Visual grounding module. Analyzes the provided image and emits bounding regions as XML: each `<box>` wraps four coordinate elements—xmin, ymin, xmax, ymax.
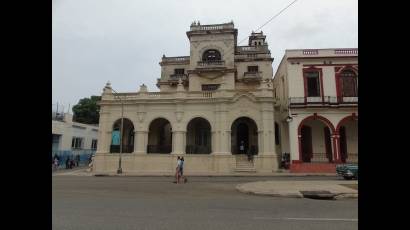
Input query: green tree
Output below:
<box><xmin>72</xmin><ymin>96</ymin><xmax>101</xmax><ymax>124</ymax></box>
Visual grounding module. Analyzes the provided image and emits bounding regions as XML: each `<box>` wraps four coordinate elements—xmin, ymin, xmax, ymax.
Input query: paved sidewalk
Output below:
<box><xmin>236</xmin><ymin>180</ymin><xmax>358</xmax><ymax>199</ymax></box>
<box><xmin>57</xmin><ymin>169</ymin><xmax>337</xmax><ymax>177</ymax></box>
<box><xmin>52</xmin><ymin>166</ymin><xmax>92</xmax><ymax>176</ymax></box>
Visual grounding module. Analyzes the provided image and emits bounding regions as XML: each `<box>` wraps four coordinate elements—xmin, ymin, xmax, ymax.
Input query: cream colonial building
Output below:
<box><xmin>273</xmin><ymin>49</ymin><xmax>358</xmax><ymax>173</ymax></box>
<box><xmin>93</xmin><ymin>22</ymin><xmax>358</xmax><ymax>174</ymax></box>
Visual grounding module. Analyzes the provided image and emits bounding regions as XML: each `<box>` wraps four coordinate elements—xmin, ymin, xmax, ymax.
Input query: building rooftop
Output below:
<box><xmin>285</xmin><ymin>48</ymin><xmax>358</xmax><ymax>58</ymax></box>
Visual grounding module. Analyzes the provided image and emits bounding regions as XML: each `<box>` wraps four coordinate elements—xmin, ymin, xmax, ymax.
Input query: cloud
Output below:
<box><xmin>52</xmin><ymin>0</ymin><xmax>357</xmax><ymax>109</ymax></box>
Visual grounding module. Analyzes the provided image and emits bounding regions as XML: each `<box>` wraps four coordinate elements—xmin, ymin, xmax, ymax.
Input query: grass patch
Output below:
<box><xmin>340</xmin><ymin>184</ymin><xmax>358</xmax><ymax>190</ymax></box>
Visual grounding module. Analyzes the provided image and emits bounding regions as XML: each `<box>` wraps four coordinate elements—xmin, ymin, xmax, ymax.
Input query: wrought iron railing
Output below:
<box><xmin>110</xmin><ymin>145</ymin><xmax>134</xmax><ymax>153</ymax></box>
<box><xmin>310</xmin><ymin>153</ymin><xmax>332</xmax><ymax>163</ymax></box>
<box><xmin>147</xmin><ymin>145</ymin><xmax>172</xmax><ymax>154</ymax></box>
<box><xmin>289</xmin><ymin>96</ymin><xmax>358</xmax><ymax>106</ymax></box>
<box><xmin>185</xmin><ymin>145</ymin><xmax>211</xmax><ymax>154</ymax></box>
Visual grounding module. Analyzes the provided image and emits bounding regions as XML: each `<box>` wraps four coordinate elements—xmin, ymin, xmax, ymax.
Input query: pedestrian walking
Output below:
<box><xmin>174</xmin><ymin>156</ymin><xmax>182</xmax><ymax>184</ymax></box>
<box><xmin>75</xmin><ymin>154</ymin><xmax>80</xmax><ymax>167</ymax></box>
<box><xmin>65</xmin><ymin>157</ymin><xmax>70</xmax><ymax>169</ymax></box>
<box><xmin>53</xmin><ymin>158</ymin><xmax>59</xmax><ymax>170</ymax></box>
<box><xmin>180</xmin><ymin>157</ymin><xmax>187</xmax><ymax>183</ymax></box>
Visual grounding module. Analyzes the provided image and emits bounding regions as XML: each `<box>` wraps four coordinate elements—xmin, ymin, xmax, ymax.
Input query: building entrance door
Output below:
<box><xmin>231</xmin><ymin>117</ymin><xmax>258</xmax><ymax>155</ymax></box>
<box><xmin>237</xmin><ymin>123</ymin><xmax>249</xmax><ymax>154</ymax></box>
<box><xmin>301</xmin><ymin>125</ymin><xmax>312</xmax><ymax>162</ymax></box>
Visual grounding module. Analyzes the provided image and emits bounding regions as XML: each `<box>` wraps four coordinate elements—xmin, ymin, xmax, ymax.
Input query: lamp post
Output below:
<box><xmin>111</xmin><ymin>88</ymin><xmax>124</xmax><ymax>174</ymax></box>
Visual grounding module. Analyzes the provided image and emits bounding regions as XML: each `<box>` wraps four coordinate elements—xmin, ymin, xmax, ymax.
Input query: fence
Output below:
<box><xmin>51</xmin><ymin>149</ymin><xmax>96</xmax><ymax>169</ymax></box>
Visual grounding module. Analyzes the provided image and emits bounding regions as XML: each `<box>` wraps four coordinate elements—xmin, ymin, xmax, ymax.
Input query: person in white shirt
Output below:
<box><xmin>174</xmin><ymin>156</ymin><xmax>182</xmax><ymax>183</ymax></box>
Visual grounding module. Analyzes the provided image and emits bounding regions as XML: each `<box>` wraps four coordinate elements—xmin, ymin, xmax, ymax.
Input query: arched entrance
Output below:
<box><xmin>231</xmin><ymin>117</ymin><xmax>258</xmax><ymax>155</ymax></box>
<box><xmin>298</xmin><ymin>116</ymin><xmax>335</xmax><ymax>163</ymax></box>
<box><xmin>147</xmin><ymin>118</ymin><xmax>172</xmax><ymax>153</ymax></box>
<box><xmin>186</xmin><ymin>117</ymin><xmax>212</xmax><ymax>154</ymax></box>
<box><xmin>337</xmin><ymin>115</ymin><xmax>358</xmax><ymax>163</ymax></box>
<box><xmin>110</xmin><ymin>118</ymin><xmax>135</xmax><ymax>153</ymax></box>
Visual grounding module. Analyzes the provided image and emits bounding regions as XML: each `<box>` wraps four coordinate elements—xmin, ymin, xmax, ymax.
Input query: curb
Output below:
<box><xmin>334</xmin><ymin>193</ymin><xmax>358</xmax><ymax>199</ymax></box>
<box><xmin>89</xmin><ymin>173</ymin><xmax>337</xmax><ymax>177</ymax></box>
<box><xmin>236</xmin><ymin>185</ymin><xmax>303</xmax><ymax>198</ymax></box>
<box><xmin>236</xmin><ymin>185</ymin><xmax>357</xmax><ymax>200</ymax></box>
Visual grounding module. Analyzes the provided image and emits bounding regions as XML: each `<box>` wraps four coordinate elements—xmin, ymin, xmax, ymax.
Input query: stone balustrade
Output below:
<box><xmin>101</xmin><ymin>89</ymin><xmax>274</xmax><ymax>103</ymax></box>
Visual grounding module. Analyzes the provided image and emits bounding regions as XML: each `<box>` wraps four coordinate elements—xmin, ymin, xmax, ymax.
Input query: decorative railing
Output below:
<box><xmin>197</xmin><ymin>60</ymin><xmax>225</xmax><ymax>67</ymax></box>
<box><xmin>236</xmin><ymin>46</ymin><xmax>270</xmax><ymax>53</ymax></box>
<box><xmin>169</xmin><ymin>74</ymin><xmax>188</xmax><ymax>80</ymax></box>
<box><xmin>185</xmin><ymin>91</ymin><xmax>214</xmax><ymax>98</ymax></box>
<box><xmin>190</xmin><ymin>23</ymin><xmax>234</xmax><ymax>31</ymax></box>
<box><xmin>147</xmin><ymin>145</ymin><xmax>172</xmax><ymax>154</ymax></box>
<box><xmin>186</xmin><ymin>145</ymin><xmax>211</xmax><ymax>154</ymax></box>
<box><xmin>102</xmin><ymin>89</ymin><xmax>273</xmax><ymax>102</ymax></box>
<box><xmin>161</xmin><ymin>56</ymin><xmax>190</xmax><ymax>63</ymax></box>
<box><xmin>289</xmin><ymin>97</ymin><xmax>358</xmax><ymax>105</ymax></box>
<box><xmin>341</xmin><ymin>97</ymin><xmax>358</xmax><ymax>103</ymax></box>
<box><xmin>234</xmin><ymin>53</ymin><xmax>271</xmax><ymax>59</ymax></box>
<box><xmin>243</xmin><ymin>72</ymin><xmax>262</xmax><ymax>80</ymax></box>
<box><xmin>202</xmin><ymin>92</ymin><xmax>213</xmax><ymax>98</ymax></box>
<box><xmin>335</xmin><ymin>49</ymin><xmax>358</xmax><ymax>55</ymax></box>
<box><xmin>302</xmin><ymin>49</ymin><xmax>319</xmax><ymax>55</ymax></box>
<box><xmin>110</xmin><ymin>145</ymin><xmax>134</xmax><ymax>153</ymax></box>
<box><xmin>310</xmin><ymin>153</ymin><xmax>332</xmax><ymax>163</ymax></box>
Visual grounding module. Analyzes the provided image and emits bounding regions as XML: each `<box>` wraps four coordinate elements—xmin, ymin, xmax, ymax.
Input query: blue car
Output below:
<box><xmin>336</xmin><ymin>164</ymin><xmax>358</xmax><ymax>180</ymax></box>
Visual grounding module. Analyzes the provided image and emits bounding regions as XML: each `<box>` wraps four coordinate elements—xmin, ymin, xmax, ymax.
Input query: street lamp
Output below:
<box><xmin>111</xmin><ymin>88</ymin><xmax>124</xmax><ymax>174</ymax></box>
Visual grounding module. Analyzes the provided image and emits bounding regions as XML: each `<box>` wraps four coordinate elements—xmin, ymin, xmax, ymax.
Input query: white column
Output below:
<box><xmin>260</xmin><ymin>105</ymin><xmax>276</xmax><ymax>156</ymax></box>
<box><xmin>171</xmin><ymin>131</ymin><xmax>186</xmax><ymax>155</ymax></box>
<box><xmin>219</xmin><ymin>130</ymin><xmax>231</xmax><ymax>154</ymax></box>
<box><xmin>96</xmin><ymin>112</ymin><xmax>111</xmax><ymax>154</ymax></box>
<box><xmin>134</xmin><ymin>130</ymin><xmax>148</xmax><ymax>154</ymax></box>
<box><xmin>288</xmin><ymin>119</ymin><xmax>299</xmax><ymax>162</ymax></box>
<box><xmin>213</xmin><ymin>104</ymin><xmax>230</xmax><ymax>155</ymax></box>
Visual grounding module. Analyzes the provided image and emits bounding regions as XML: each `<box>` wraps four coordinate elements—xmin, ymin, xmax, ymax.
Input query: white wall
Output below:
<box><xmin>52</xmin><ymin>114</ymin><xmax>99</xmax><ymax>151</ymax></box>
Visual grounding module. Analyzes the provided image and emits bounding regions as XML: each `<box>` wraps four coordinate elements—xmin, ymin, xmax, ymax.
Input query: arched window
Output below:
<box><xmin>340</xmin><ymin>69</ymin><xmax>358</xmax><ymax>97</ymax></box>
<box><xmin>202</xmin><ymin>49</ymin><xmax>221</xmax><ymax>62</ymax></box>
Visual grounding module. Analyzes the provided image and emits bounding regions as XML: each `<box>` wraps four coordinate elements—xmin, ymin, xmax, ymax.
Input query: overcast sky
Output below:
<box><xmin>52</xmin><ymin>0</ymin><xmax>357</xmax><ymax>112</ymax></box>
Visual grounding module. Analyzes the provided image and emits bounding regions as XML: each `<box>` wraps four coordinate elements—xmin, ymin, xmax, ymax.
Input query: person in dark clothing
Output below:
<box><xmin>70</xmin><ymin>159</ymin><xmax>74</xmax><ymax>169</ymax></box>
<box><xmin>65</xmin><ymin>157</ymin><xmax>70</xmax><ymax>169</ymax></box>
<box><xmin>75</xmin><ymin>155</ymin><xmax>80</xmax><ymax>167</ymax></box>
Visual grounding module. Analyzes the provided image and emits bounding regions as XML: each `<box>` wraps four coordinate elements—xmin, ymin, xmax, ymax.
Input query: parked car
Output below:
<box><xmin>336</xmin><ymin>164</ymin><xmax>358</xmax><ymax>180</ymax></box>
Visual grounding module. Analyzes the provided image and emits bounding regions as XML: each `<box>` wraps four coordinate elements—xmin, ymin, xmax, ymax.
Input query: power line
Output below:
<box><xmin>237</xmin><ymin>0</ymin><xmax>299</xmax><ymax>46</ymax></box>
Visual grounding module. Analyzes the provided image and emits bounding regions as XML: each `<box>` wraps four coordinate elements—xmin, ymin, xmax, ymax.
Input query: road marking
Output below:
<box><xmin>253</xmin><ymin>217</ymin><xmax>358</xmax><ymax>222</ymax></box>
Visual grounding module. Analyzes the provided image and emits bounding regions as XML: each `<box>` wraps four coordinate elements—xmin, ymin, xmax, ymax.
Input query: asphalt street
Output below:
<box><xmin>52</xmin><ymin>176</ymin><xmax>357</xmax><ymax>230</ymax></box>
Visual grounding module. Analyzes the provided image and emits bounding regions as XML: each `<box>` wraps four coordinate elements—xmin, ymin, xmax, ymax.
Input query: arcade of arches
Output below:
<box><xmin>297</xmin><ymin>115</ymin><xmax>358</xmax><ymax>164</ymax></box>
<box><xmin>108</xmin><ymin>117</ymin><xmax>263</xmax><ymax>156</ymax></box>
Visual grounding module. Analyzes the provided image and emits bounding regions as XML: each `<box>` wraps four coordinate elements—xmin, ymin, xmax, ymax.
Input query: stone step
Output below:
<box><xmin>234</xmin><ymin>168</ymin><xmax>256</xmax><ymax>172</ymax></box>
<box><xmin>236</xmin><ymin>162</ymin><xmax>254</xmax><ymax>165</ymax></box>
<box><xmin>236</xmin><ymin>165</ymin><xmax>255</xmax><ymax>168</ymax></box>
